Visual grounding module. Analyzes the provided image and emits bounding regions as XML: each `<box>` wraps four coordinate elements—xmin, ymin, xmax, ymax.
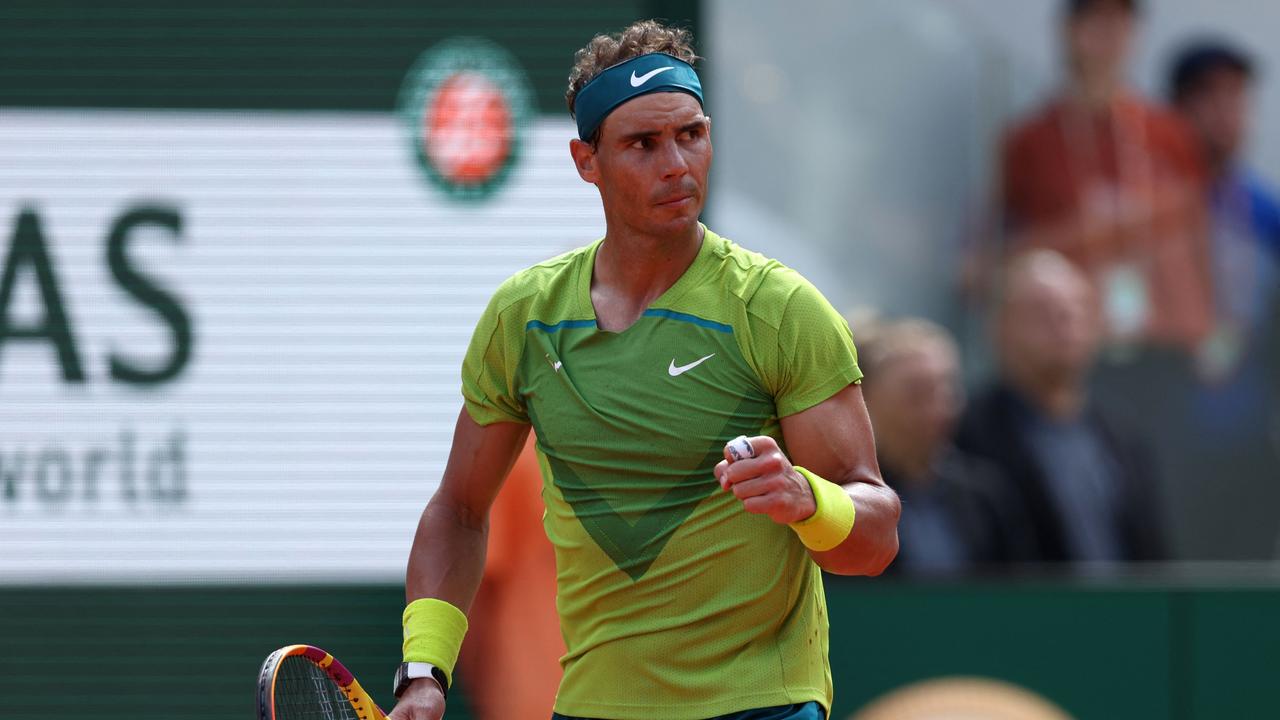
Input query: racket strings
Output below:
<box><xmin>273</xmin><ymin>656</ymin><xmax>364</xmax><ymax>720</ymax></box>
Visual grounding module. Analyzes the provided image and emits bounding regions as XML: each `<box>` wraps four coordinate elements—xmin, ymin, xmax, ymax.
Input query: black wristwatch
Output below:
<box><xmin>392</xmin><ymin>662</ymin><xmax>449</xmax><ymax>700</ymax></box>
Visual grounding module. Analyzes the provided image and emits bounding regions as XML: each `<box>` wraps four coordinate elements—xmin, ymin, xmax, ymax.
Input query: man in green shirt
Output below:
<box><xmin>389</xmin><ymin>20</ymin><xmax>900</xmax><ymax>720</ymax></box>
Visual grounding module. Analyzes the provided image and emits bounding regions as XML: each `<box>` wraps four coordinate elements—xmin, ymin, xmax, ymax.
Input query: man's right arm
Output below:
<box><xmin>389</xmin><ymin>407</ymin><xmax>531</xmax><ymax>719</ymax></box>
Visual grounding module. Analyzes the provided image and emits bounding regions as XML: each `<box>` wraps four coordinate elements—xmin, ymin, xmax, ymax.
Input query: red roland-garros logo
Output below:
<box><xmin>399</xmin><ymin>38</ymin><xmax>533</xmax><ymax>201</ymax></box>
<box><xmin>425</xmin><ymin>73</ymin><xmax>512</xmax><ymax>184</ymax></box>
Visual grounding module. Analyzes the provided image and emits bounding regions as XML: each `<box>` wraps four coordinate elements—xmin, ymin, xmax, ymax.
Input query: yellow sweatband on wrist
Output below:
<box><xmin>402</xmin><ymin>597</ymin><xmax>469</xmax><ymax>688</ymax></box>
<box><xmin>789</xmin><ymin>466</ymin><xmax>856</xmax><ymax>552</ymax></box>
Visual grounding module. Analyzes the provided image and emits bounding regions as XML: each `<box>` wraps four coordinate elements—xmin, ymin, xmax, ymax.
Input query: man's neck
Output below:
<box><xmin>1067</xmin><ymin>71</ymin><xmax>1125</xmax><ymax>112</ymax></box>
<box><xmin>1006</xmin><ymin>369</ymin><xmax>1087</xmax><ymax>421</ymax></box>
<box><xmin>878</xmin><ymin>440</ymin><xmax>936</xmax><ymax>488</ymax></box>
<box><xmin>594</xmin><ymin>221</ymin><xmax>703</xmax><ymax>304</ymax></box>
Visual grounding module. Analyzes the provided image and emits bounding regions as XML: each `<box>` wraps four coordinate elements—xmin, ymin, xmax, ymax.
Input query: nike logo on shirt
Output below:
<box><xmin>630</xmin><ymin>66</ymin><xmax>675</xmax><ymax>87</ymax></box>
<box><xmin>668</xmin><ymin>353</ymin><xmax>715</xmax><ymax>376</ymax></box>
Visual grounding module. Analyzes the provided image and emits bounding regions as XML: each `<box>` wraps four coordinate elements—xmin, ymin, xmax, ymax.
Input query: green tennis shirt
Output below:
<box><xmin>461</xmin><ymin>227</ymin><xmax>862</xmax><ymax>719</ymax></box>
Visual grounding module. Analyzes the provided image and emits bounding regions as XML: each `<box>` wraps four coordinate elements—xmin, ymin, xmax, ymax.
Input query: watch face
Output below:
<box><xmin>393</xmin><ymin>663</ymin><xmax>411</xmax><ymax>698</ymax></box>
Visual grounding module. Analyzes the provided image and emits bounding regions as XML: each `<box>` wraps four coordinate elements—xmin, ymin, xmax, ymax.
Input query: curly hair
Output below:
<box><xmin>565</xmin><ymin>19</ymin><xmax>699</xmax><ymax>123</ymax></box>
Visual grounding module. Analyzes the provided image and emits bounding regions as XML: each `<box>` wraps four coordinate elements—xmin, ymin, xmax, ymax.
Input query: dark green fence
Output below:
<box><xmin>3</xmin><ymin>579</ymin><xmax>1276</xmax><ymax>719</ymax></box>
<box><xmin>824</xmin><ymin>578</ymin><xmax>1279</xmax><ymax>718</ymax></box>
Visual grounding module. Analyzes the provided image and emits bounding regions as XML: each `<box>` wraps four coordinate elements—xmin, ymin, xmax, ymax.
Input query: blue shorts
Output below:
<box><xmin>552</xmin><ymin>700</ymin><xmax>825</xmax><ymax>720</ymax></box>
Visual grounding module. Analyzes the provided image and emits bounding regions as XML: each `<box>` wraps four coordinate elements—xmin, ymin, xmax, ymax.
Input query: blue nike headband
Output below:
<box><xmin>572</xmin><ymin>53</ymin><xmax>704</xmax><ymax>141</ymax></box>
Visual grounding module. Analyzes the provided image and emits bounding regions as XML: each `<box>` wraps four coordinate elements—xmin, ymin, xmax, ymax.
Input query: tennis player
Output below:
<box><xmin>389</xmin><ymin>20</ymin><xmax>900</xmax><ymax>720</ymax></box>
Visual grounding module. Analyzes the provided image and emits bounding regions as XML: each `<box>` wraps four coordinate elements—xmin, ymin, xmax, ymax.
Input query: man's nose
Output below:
<box><xmin>658</xmin><ymin>139</ymin><xmax>689</xmax><ymax>179</ymax></box>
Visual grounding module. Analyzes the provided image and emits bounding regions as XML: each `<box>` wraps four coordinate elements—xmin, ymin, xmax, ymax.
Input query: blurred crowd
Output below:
<box><xmin>885</xmin><ymin>0</ymin><xmax>1278</xmax><ymax>576</ymax></box>
<box><xmin>856</xmin><ymin>249</ymin><xmax>1167</xmax><ymax>574</ymax></box>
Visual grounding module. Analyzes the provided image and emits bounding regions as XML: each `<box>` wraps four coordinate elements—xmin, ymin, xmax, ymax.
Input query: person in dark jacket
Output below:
<box><xmin>956</xmin><ymin>251</ymin><xmax>1166</xmax><ymax>565</ymax></box>
<box><xmin>857</xmin><ymin>315</ymin><xmax>1035</xmax><ymax>576</ymax></box>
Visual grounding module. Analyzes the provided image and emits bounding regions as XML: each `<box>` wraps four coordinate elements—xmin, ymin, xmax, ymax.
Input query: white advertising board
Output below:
<box><xmin>0</xmin><ymin>109</ymin><xmax>603</xmax><ymax>581</ymax></box>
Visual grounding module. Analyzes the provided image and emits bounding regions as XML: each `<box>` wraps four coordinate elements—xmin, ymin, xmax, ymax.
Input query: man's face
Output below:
<box><xmin>1001</xmin><ymin>268</ymin><xmax>1101</xmax><ymax>384</ymax></box>
<box><xmin>572</xmin><ymin>92</ymin><xmax>711</xmax><ymax>237</ymax></box>
<box><xmin>1179</xmin><ymin>67</ymin><xmax>1251</xmax><ymax>167</ymax></box>
<box><xmin>865</xmin><ymin>339</ymin><xmax>962</xmax><ymax>461</ymax></box>
<box><xmin>1066</xmin><ymin>1</ymin><xmax>1135</xmax><ymax>79</ymax></box>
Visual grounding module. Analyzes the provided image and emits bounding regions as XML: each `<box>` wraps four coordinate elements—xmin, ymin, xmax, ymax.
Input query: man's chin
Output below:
<box><xmin>637</xmin><ymin>211</ymin><xmax>700</xmax><ymax>236</ymax></box>
<box><xmin>664</xmin><ymin>215</ymin><xmax>702</xmax><ymax>235</ymax></box>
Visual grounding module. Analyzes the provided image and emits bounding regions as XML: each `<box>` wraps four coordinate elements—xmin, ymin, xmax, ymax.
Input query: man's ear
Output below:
<box><xmin>569</xmin><ymin>138</ymin><xmax>600</xmax><ymax>184</ymax></box>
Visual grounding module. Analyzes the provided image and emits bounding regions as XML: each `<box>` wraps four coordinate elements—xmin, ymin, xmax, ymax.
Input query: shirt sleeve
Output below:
<box><xmin>1250</xmin><ymin>179</ymin><xmax>1280</xmax><ymax>259</ymax></box>
<box><xmin>749</xmin><ymin>269</ymin><xmax>862</xmax><ymax>418</ymax></box>
<box><xmin>461</xmin><ymin>289</ymin><xmax>530</xmax><ymax>426</ymax></box>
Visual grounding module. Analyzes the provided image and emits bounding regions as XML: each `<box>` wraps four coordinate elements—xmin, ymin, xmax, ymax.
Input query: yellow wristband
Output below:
<box><xmin>788</xmin><ymin>466</ymin><xmax>856</xmax><ymax>552</ymax></box>
<box><xmin>402</xmin><ymin>597</ymin><xmax>469</xmax><ymax>688</ymax></box>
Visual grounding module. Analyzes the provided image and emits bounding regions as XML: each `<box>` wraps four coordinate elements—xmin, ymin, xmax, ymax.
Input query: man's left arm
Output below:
<box><xmin>715</xmin><ymin>382</ymin><xmax>900</xmax><ymax>576</ymax></box>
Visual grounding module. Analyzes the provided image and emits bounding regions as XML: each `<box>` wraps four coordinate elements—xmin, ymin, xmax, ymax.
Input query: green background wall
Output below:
<box><xmin>3</xmin><ymin>581</ymin><xmax>1276</xmax><ymax>719</ymax></box>
<box><xmin>0</xmin><ymin>0</ymin><xmax>701</xmax><ymax>113</ymax></box>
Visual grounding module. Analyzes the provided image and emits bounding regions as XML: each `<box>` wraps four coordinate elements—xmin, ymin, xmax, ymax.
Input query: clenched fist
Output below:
<box><xmin>714</xmin><ymin>435</ymin><xmax>816</xmax><ymax>525</ymax></box>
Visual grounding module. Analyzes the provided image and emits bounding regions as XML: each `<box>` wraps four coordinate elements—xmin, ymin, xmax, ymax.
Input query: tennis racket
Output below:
<box><xmin>256</xmin><ymin>644</ymin><xmax>388</xmax><ymax>720</ymax></box>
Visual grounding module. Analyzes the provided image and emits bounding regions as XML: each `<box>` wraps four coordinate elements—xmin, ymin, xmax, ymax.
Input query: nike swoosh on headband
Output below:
<box><xmin>630</xmin><ymin>66</ymin><xmax>676</xmax><ymax>87</ymax></box>
<box><xmin>574</xmin><ymin>54</ymin><xmax>703</xmax><ymax>140</ymax></box>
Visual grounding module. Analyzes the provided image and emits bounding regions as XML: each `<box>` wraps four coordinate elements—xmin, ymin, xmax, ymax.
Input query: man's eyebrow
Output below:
<box><xmin>618</xmin><ymin>119</ymin><xmax>707</xmax><ymax>144</ymax></box>
<box><xmin>618</xmin><ymin>128</ymin><xmax>663</xmax><ymax>144</ymax></box>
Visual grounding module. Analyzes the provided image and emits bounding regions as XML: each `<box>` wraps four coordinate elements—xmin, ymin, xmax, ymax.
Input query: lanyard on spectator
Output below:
<box><xmin>1057</xmin><ymin>95</ymin><xmax>1156</xmax><ymax>339</ymax></box>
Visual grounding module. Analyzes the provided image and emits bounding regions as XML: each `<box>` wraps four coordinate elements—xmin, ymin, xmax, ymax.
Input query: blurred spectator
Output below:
<box><xmin>457</xmin><ymin>436</ymin><xmax>563</xmax><ymax>720</ymax></box>
<box><xmin>1000</xmin><ymin>0</ymin><xmax>1214</xmax><ymax>352</ymax></box>
<box><xmin>956</xmin><ymin>251</ymin><xmax>1166</xmax><ymax>565</ymax></box>
<box><xmin>856</xmin><ymin>313</ymin><xmax>1033</xmax><ymax>576</ymax></box>
<box><xmin>1165</xmin><ymin>40</ymin><xmax>1280</xmax><ymax>558</ymax></box>
<box><xmin>1169</xmin><ymin>39</ymin><xmax>1280</xmax><ymax>381</ymax></box>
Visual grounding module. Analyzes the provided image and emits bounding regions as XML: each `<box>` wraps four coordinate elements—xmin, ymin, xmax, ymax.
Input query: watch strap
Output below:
<box><xmin>393</xmin><ymin>661</ymin><xmax>448</xmax><ymax>700</ymax></box>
